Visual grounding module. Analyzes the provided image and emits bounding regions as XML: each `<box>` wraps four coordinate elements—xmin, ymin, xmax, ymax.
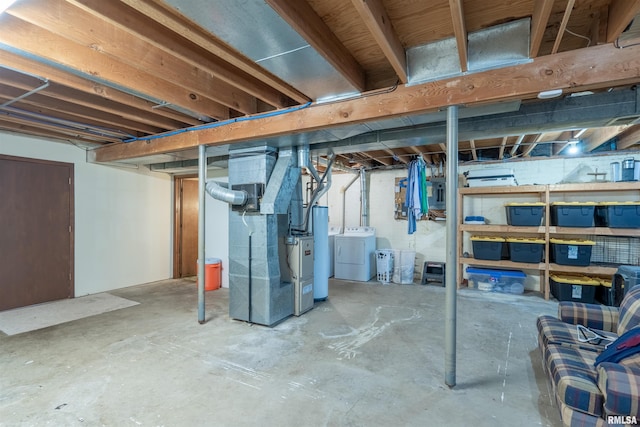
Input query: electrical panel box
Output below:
<box><xmin>231</xmin><ymin>183</ymin><xmax>264</xmax><ymax>212</ymax></box>
<box><xmin>428</xmin><ymin>178</ymin><xmax>446</xmax><ymax>210</ymax></box>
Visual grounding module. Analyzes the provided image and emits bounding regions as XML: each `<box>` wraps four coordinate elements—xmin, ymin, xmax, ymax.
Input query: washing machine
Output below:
<box><xmin>328</xmin><ymin>225</ymin><xmax>342</xmax><ymax>277</ymax></box>
<box><xmin>334</xmin><ymin>227</ymin><xmax>376</xmax><ymax>282</ymax></box>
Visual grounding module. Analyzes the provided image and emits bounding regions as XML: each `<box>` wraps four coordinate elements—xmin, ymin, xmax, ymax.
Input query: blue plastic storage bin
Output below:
<box><xmin>466</xmin><ymin>267</ymin><xmax>526</xmax><ymax>293</ymax></box>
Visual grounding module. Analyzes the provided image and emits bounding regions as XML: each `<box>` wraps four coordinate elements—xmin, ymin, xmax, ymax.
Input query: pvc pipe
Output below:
<box><xmin>197</xmin><ymin>145</ymin><xmax>206</xmax><ymax>324</ymax></box>
<box><xmin>445</xmin><ymin>106</ymin><xmax>458</xmax><ymax>387</ymax></box>
<box><xmin>205</xmin><ymin>180</ymin><xmax>247</xmax><ymax>205</ymax></box>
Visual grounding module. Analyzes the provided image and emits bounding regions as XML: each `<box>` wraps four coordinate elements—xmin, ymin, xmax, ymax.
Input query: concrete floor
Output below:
<box><xmin>0</xmin><ymin>278</ymin><xmax>562</xmax><ymax>427</ymax></box>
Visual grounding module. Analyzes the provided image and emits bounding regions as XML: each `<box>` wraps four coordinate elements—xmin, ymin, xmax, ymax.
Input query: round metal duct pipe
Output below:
<box><xmin>205</xmin><ymin>180</ymin><xmax>247</xmax><ymax>205</ymax></box>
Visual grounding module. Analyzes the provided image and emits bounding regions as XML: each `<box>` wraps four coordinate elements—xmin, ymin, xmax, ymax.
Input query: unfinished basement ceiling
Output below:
<box><xmin>0</xmin><ymin>0</ymin><xmax>639</xmax><ymax>170</ymax></box>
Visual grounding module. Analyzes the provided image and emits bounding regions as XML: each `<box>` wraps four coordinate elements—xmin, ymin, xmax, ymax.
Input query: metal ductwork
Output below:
<box><xmin>226</xmin><ymin>146</ymin><xmax>293</xmax><ymax>326</ymax></box>
<box><xmin>296</xmin><ymin>149</ymin><xmax>334</xmax><ymax>233</ymax></box>
<box><xmin>205</xmin><ymin>144</ymin><xmax>329</xmax><ymax>326</ymax></box>
<box><xmin>341</xmin><ymin>170</ymin><xmax>360</xmax><ymax>231</ymax></box>
<box><xmin>360</xmin><ymin>167</ymin><xmax>368</xmax><ymax>226</ymax></box>
<box><xmin>298</xmin><ymin>144</ymin><xmax>322</xmax><ymax>183</ymax></box>
<box><xmin>205</xmin><ymin>180</ymin><xmax>247</xmax><ymax>206</ymax></box>
<box><xmin>260</xmin><ymin>149</ymin><xmax>300</xmax><ymax>215</ymax></box>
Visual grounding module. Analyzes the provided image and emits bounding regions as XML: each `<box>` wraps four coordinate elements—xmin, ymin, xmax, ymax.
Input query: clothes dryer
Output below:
<box><xmin>328</xmin><ymin>225</ymin><xmax>342</xmax><ymax>277</ymax></box>
<box><xmin>334</xmin><ymin>227</ymin><xmax>376</xmax><ymax>282</ymax></box>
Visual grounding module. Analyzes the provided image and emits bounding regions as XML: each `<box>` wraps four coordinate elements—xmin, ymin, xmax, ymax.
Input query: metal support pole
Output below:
<box><xmin>445</xmin><ymin>105</ymin><xmax>458</xmax><ymax>387</ymax></box>
<box><xmin>197</xmin><ymin>145</ymin><xmax>207</xmax><ymax>324</ymax></box>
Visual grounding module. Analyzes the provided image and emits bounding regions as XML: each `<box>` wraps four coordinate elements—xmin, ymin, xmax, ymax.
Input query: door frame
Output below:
<box><xmin>173</xmin><ymin>174</ymin><xmax>197</xmax><ymax>278</ymax></box>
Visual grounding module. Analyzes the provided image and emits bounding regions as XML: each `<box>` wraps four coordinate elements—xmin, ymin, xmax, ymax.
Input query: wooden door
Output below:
<box><xmin>0</xmin><ymin>155</ymin><xmax>74</xmax><ymax>311</ymax></box>
<box><xmin>174</xmin><ymin>177</ymin><xmax>199</xmax><ymax>277</ymax></box>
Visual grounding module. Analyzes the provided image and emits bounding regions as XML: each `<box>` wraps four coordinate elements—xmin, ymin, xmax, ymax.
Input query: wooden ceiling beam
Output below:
<box><xmin>592</xmin><ymin>9</ymin><xmax>609</xmax><ymax>46</ymax></box>
<box><xmin>93</xmin><ymin>42</ymin><xmax>640</xmax><ymax>162</ymax></box>
<box><xmin>469</xmin><ymin>139</ymin><xmax>478</xmax><ymax>161</ymax></box>
<box><xmin>0</xmin><ymin>121</ymin><xmax>107</xmax><ymax>145</ymax></box>
<box><xmin>448</xmin><ymin>0</ymin><xmax>468</xmax><ymax>72</ymax></box>
<box><xmin>616</xmin><ymin>125</ymin><xmax>640</xmax><ymax>149</ymax></box>
<box><xmin>365</xmin><ymin>150</ymin><xmax>393</xmax><ymax>166</ymax></box>
<box><xmin>409</xmin><ymin>146</ymin><xmax>434</xmax><ymax>165</ymax></box>
<box><xmin>0</xmin><ymin>88</ymin><xmax>154</xmax><ymax>136</ymax></box>
<box><xmin>510</xmin><ymin>135</ymin><xmax>526</xmax><ymax>156</ymax></box>
<box><xmin>0</xmin><ymin>15</ymin><xmax>231</xmax><ymax>121</ymax></box>
<box><xmin>361</xmin><ymin>151</ymin><xmax>391</xmax><ymax>166</ymax></box>
<box><xmin>521</xmin><ymin>134</ymin><xmax>543</xmax><ymax>157</ymax></box>
<box><xmin>384</xmin><ymin>148</ymin><xmax>408</xmax><ymax>164</ymax></box>
<box><xmin>0</xmin><ymin>110</ymin><xmax>123</xmax><ymax>143</ymax></box>
<box><xmin>266</xmin><ymin>0</ymin><xmax>366</xmax><ymax>92</ymax></box>
<box><xmin>7</xmin><ymin>1</ymin><xmax>257</xmax><ymax>115</ymax></box>
<box><xmin>0</xmin><ymin>49</ymin><xmax>201</xmax><ymax>126</ymax></box>
<box><xmin>118</xmin><ymin>0</ymin><xmax>308</xmax><ymax>104</ymax></box>
<box><xmin>65</xmin><ymin>0</ymin><xmax>293</xmax><ymax>110</ymax></box>
<box><xmin>530</xmin><ymin>0</ymin><xmax>555</xmax><ymax>57</ymax></box>
<box><xmin>0</xmin><ymin>72</ymin><xmax>185</xmax><ymax>131</ymax></box>
<box><xmin>523</xmin><ymin>131</ymin><xmax>568</xmax><ymax>157</ymax></box>
<box><xmin>582</xmin><ymin>125</ymin><xmax>630</xmax><ymax>152</ymax></box>
<box><xmin>498</xmin><ymin>136</ymin><xmax>508</xmax><ymax>159</ymax></box>
<box><xmin>409</xmin><ymin>146</ymin><xmax>426</xmax><ymax>163</ymax></box>
<box><xmin>606</xmin><ymin>0</ymin><xmax>640</xmax><ymax>43</ymax></box>
<box><xmin>552</xmin><ymin>0</ymin><xmax>576</xmax><ymax>54</ymax></box>
<box><xmin>351</xmin><ymin>0</ymin><xmax>407</xmax><ymax>83</ymax></box>
<box><xmin>553</xmin><ymin>141</ymin><xmax>572</xmax><ymax>155</ymax></box>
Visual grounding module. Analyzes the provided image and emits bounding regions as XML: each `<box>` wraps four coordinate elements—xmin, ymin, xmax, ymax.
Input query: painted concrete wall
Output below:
<box><xmin>7</xmin><ymin>130</ymin><xmax>635</xmax><ymax>297</ymax></box>
<box><xmin>0</xmin><ymin>133</ymin><xmax>173</xmax><ymax>296</ymax></box>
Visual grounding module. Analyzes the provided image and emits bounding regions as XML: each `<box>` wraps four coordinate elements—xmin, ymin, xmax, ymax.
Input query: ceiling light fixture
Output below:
<box><xmin>567</xmin><ymin>139</ymin><xmax>580</xmax><ymax>155</ymax></box>
<box><xmin>0</xmin><ymin>0</ymin><xmax>17</xmax><ymax>14</ymax></box>
<box><xmin>537</xmin><ymin>89</ymin><xmax>563</xmax><ymax>99</ymax></box>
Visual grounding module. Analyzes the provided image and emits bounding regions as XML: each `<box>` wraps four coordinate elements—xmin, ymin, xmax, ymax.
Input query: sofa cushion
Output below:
<box><xmin>537</xmin><ymin>315</ymin><xmax>615</xmax><ymax>353</ymax></box>
<box><xmin>546</xmin><ymin>343</ymin><xmax>604</xmax><ymax>417</ymax></box>
<box><xmin>618</xmin><ymin>287</ymin><xmax>640</xmax><ymax>336</ymax></box>
<box><xmin>557</xmin><ymin>397</ymin><xmax>608</xmax><ymax>427</ymax></box>
<box><xmin>597</xmin><ymin>361</ymin><xmax>640</xmax><ymax>418</ymax></box>
<box><xmin>558</xmin><ymin>302</ymin><xmax>618</xmax><ymax>332</ymax></box>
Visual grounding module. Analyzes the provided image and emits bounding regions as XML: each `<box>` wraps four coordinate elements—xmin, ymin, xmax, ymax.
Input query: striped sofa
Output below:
<box><xmin>537</xmin><ymin>286</ymin><xmax>640</xmax><ymax>426</ymax></box>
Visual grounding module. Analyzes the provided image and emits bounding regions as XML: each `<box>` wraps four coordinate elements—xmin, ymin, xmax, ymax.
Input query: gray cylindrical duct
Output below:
<box><xmin>205</xmin><ymin>180</ymin><xmax>247</xmax><ymax>205</ymax></box>
<box><xmin>298</xmin><ymin>145</ymin><xmax>310</xmax><ymax>169</ymax></box>
<box><xmin>298</xmin><ymin>145</ymin><xmax>322</xmax><ymax>184</ymax></box>
<box><xmin>360</xmin><ymin>168</ymin><xmax>368</xmax><ymax>226</ymax></box>
<box><xmin>341</xmin><ymin>172</ymin><xmax>360</xmax><ymax>231</ymax></box>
